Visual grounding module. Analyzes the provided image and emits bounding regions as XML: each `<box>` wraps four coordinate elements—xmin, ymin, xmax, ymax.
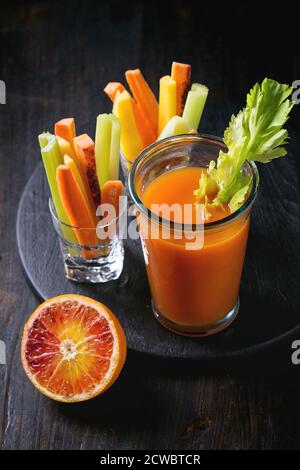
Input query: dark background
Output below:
<box><xmin>1</xmin><ymin>0</ymin><xmax>300</xmax><ymax>450</ymax></box>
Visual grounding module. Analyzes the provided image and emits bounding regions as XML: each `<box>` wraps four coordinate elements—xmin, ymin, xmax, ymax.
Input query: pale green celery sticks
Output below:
<box><xmin>182</xmin><ymin>83</ymin><xmax>209</xmax><ymax>131</ymax></box>
<box><xmin>39</xmin><ymin>132</ymin><xmax>77</xmax><ymax>243</ymax></box>
<box><xmin>95</xmin><ymin>114</ymin><xmax>121</xmax><ymax>188</ymax></box>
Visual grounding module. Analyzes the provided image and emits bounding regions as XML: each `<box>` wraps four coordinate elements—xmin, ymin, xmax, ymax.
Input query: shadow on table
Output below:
<box><xmin>58</xmin><ymin>354</ymin><xmax>167</xmax><ymax>431</ymax></box>
<box><xmin>57</xmin><ymin>328</ymin><xmax>299</xmax><ymax>434</ymax></box>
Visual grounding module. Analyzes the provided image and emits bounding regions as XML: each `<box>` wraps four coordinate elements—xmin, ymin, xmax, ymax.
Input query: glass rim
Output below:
<box><xmin>48</xmin><ymin>197</ymin><xmax>126</xmax><ymax>230</ymax></box>
<box><xmin>128</xmin><ymin>133</ymin><xmax>260</xmax><ymax>231</ymax></box>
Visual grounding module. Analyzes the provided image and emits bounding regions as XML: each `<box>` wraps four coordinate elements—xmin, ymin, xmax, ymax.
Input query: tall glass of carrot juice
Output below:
<box><xmin>128</xmin><ymin>134</ymin><xmax>259</xmax><ymax>336</ymax></box>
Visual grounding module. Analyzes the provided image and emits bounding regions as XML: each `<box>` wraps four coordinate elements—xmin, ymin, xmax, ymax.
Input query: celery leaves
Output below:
<box><xmin>195</xmin><ymin>78</ymin><xmax>294</xmax><ymax>211</ymax></box>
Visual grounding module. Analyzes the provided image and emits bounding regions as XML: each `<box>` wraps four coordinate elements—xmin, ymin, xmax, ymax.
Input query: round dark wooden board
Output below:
<box><xmin>16</xmin><ymin>161</ymin><xmax>300</xmax><ymax>360</ymax></box>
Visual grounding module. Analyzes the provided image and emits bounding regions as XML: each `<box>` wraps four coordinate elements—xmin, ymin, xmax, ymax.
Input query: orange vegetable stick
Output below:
<box><xmin>56</xmin><ymin>165</ymin><xmax>97</xmax><ymax>247</ymax></box>
<box><xmin>125</xmin><ymin>69</ymin><xmax>158</xmax><ymax>137</ymax></box>
<box><xmin>55</xmin><ymin>118</ymin><xmax>76</xmax><ymax>146</ymax></box>
<box><xmin>63</xmin><ymin>155</ymin><xmax>97</xmax><ymax>225</ymax></box>
<box><xmin>131</xmin><ymin>101</ymin><xmax>157</xmax><ymax>148</ymax></box>
<box><xmin>73</xmin><ymin>134</ymin><xmax>101</xmax><ymax>208</ymax></box>
<box><xmin>112</xmin><ymin>90</ymin><xmax>121</xmax><ymax>115</ymax></box>
<box><xmin>112</xmin><ymin>88</ymin><xmax>155</xmax><ymax>148</ymax></box>
<box><xmin>56</xmin><ymin>135</ymin><xmax>76</xmax><ymax>159</ymax></box>
<box><xmin>171</xmin><ymin>62</ymin><xmax>192</xmax><ymax>115</ymax></box>
<box><xmin>101</xmin><ymin>180</ymin><xmax>124</xmax><ymax>216</ymax></box>
<box><xmin>104</xmin><ymin>82</ymin><xmax>126</xmax><ymax>102</ymax></box>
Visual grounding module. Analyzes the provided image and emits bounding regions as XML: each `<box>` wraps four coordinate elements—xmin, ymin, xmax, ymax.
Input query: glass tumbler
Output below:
<box><xmin>49</xmin><ymin>198</ymin><xmax>125</xmax><ymax>283</ymax></box>
<box><xmin>128</xmin><ymin>134</ymin><xmax>259</xmax><ymax>336</ymax></box>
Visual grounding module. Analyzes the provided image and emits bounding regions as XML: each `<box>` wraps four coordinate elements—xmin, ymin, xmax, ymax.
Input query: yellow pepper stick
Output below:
<box><xmin>56</xmin><ymin>135</ymin><xmax>76</xmax><ymax>159</ymax></box>
<box><xmin>158</xmin><ymin>75</ymin><xmax>177</xmax><ymax>135</ymax></box>
<box><xmin>114</xmin><ymin>91</ymin><xmax>143</xmax><ymax>163</ymax></box>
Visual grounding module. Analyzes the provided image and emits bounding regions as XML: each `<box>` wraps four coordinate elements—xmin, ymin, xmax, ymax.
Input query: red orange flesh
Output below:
<box><xmin>21</xmin><ymin>295</ymin><xmax>127</xmax><ymax>402</ymax></box>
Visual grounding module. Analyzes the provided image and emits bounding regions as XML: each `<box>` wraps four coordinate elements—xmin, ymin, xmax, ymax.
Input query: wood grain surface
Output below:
<box><xmin>1</xmin><ymin>0</ymin><xmax>300</xmax><ymax>450</ymax></box>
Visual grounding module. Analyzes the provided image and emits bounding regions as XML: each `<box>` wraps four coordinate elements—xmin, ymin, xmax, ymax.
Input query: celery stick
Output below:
<box><xmin>182</xmin><ymin>83</ymin><xmax>208</xmax><ymax>130</ymax></box>
<box><xmin>158</xmin><ymin>116</ymin><xmax>192</xmax><ymax>140</ymax></box>
<box><xmin>95</xmin><ymin>114</ymin><xmax>112</xmax><ymax>189</ymax></box>
<box><xmin>109</xmin><ymin>115</ymin><xmax>121</xmax><ymax>180</ymax></box>
<box><xmin>38</xmin><ymin>132</ymin><xmax>76</xmax><ymax>243</ymax></box>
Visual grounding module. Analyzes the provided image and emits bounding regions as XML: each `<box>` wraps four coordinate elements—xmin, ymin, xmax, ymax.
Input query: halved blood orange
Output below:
<box><xmin>21</xmin><ymin>294</ymin><xmax>127</xmax><ymax>402</ymax></box>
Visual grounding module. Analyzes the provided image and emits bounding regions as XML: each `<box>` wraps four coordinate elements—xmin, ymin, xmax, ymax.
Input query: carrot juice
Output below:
<box><xmin>141</xmin><ymin>166</ymin><xmax>249</xmax><ymax>325</ymax></box>
<box><xmin>129</xmin><ymin>134</ymin><xmax>258</xmax><ymax>336</ymax></box>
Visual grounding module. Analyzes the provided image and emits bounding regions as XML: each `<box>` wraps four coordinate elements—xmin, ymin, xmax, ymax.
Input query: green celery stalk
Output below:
<box><xmin>95</xmin><ymin>114</ymin><xmax>112</xmax><ymax>189</ymax></box>
<box><xmin>39</xmin><ymin>132</ymin><xmax>76</xmax><ymax>243</ymax></box>
<box><xmin>182</xmin><ymin>83</ymin><xmax>209</xmax><ymax>130</ymax></box>
<box><xmin>158</xmin><ymin>116</ymin><xmax>192</xmax><ymax>140</ymax></box>
<box><xmin>109</xmin><ymin>115</ymin><xmax>121</xmax><ymax>181</ymax></box>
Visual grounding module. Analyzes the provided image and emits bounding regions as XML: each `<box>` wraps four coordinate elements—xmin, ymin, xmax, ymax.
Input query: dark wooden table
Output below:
<box><xmin>1</xmin><ymin>0</ymin><xmax>300</xmax><ymax>450</ymax></box>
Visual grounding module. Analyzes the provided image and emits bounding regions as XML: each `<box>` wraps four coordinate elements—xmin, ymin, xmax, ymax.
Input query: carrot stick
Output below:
<box><xmin>171</xmin><ymin>62</ymin><xmax>192</xmax><ymax>115</ymax></box>
<box><xmin>101</xmin><ymin>180</ymin><xmax>124</xmax><ymax>215</ymax></box>
<box><xmin>56</xmin><ymin>135</ymin><xmax>76</xmax><ymax>159</ymax></box>
<box><xmin>132</xmin><ymin>100</ymin><xmax>157</xmax><ymax>148</ymax></box>
<box><xmin>63</xmin><ymin>155</ymin><xmax>97</xmax><ymax>226</ymax></box>
<box><xmin>125</xmin><ymin>69</ymin><xmax>158</xmax><ymax>137</ymax></box>
<box><xmin>56</xmin><ymin>165</ymin><xmax>97</xmax><ymax>247</ymax></box>
<box><xmin>112</xmin><ymin>90</ymin><xmax>121</xmax><ymax>115</ymax></box>
<box><xmin>104</xmin><ymin>82</ymin><xmax>126</xmax><ymax>102</ymax></box>
<box><xmin>70</xmin><ymin>135</ymin><xmax>98</xmax><ymax>213</ymax></box>
<box><xmin>73</xmin><ymin>134</ymin><xmax>101</xmax><ymax>208</ymax></box>
<box><xmin>55</xmin><ymin>118</ymin><xmax>76</xmax><ymax>146</ymax></box>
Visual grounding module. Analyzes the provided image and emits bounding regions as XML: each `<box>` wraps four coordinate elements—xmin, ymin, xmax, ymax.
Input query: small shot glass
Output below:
<box><xmin>49</xmin><ymin>198</ymin><xmax>125</xmax><ymax>283</ymax></box>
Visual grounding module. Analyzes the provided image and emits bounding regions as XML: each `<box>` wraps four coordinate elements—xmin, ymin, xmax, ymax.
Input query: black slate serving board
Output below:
<box><xmin>16</xmin><ymin>153</ymin><xmax>300</xmax><ymax>360</ymax></box>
